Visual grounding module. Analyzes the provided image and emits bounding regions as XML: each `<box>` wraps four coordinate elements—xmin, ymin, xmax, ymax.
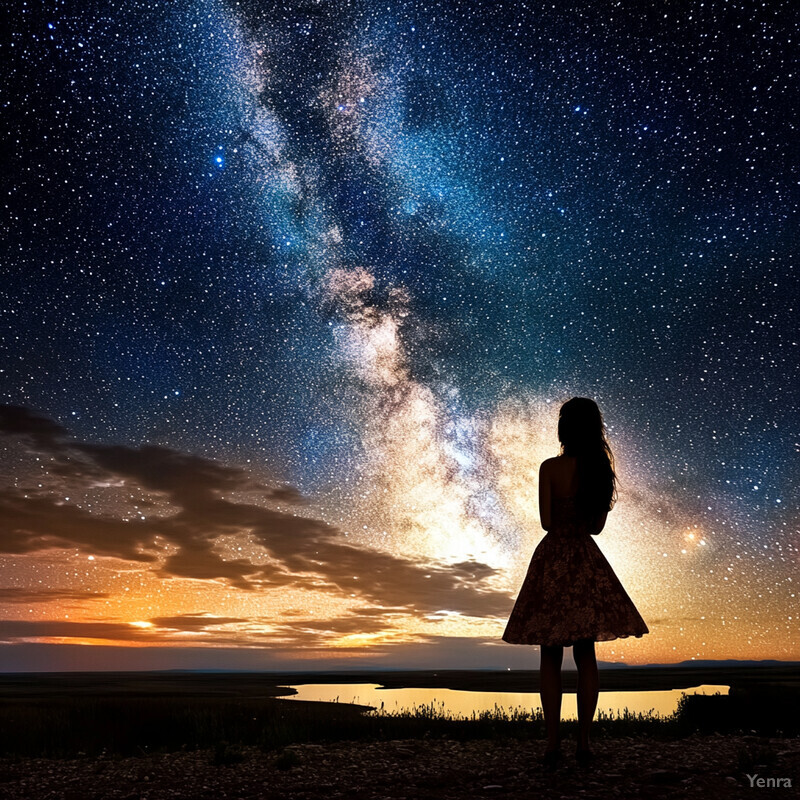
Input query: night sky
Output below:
<box><xmin>1</xmin><ymin>0</ymin><xmax>797</xmax><ymax>671</ymax></box>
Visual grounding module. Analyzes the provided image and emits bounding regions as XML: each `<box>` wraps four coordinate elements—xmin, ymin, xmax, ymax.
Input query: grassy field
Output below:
<box><xmin>0</xmin><ymin>668</ymin><xmax>797</xmax><ymax>758</ymax></box>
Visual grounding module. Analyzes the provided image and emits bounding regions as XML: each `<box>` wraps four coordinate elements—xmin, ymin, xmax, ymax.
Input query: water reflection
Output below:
<box><xmin>284</xmin><ymin>683</ymin><xmax>729</xmax><ymax>719</ymax></box>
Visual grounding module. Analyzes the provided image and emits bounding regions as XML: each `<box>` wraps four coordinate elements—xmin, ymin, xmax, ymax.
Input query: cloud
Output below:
<box><xmin>0</xmin><ymin>489</ymin><xmax>162</xmax><ymax>562</ymax></box>
<box><xmin>0</xmin><ymin>613</ymin><xmax>415</xmax><ymax>650</ymax></box>
<box><xmin>0</xmin><ymin>589</ymin><xmax>110</xmax><ymax>604</ymax></box>
<box><xmin>0</xmin><ymin>404</ymin><xmax>513</xmax><ymax>618</ymax></box>
<box><xmin>0</xmin><ymin>405</ymin><xmax>70</xmax><ymax>449</ymax></box>
<box><xmin>0</xmin><ymin>615</ymin><xmax>275</xmax><ymax>647</ymax></box>
<box><xmin>0</xmin><ymin>619</ymin><xmax>168</xmax><ymax>643</ymax></box>
<box><xmin>344</xmin><ymin>605</ymin><xmax>410</xmax><ymax>616</ymax></box>
<box><xmin>148</xmin><ymin>613</ymin><xmax>251</xmax><ymax>630</ymax></box>
<box><xmin>270</xmin><ymin>614</ymin><xmax>399</xmax><ymax>636</ymax></box>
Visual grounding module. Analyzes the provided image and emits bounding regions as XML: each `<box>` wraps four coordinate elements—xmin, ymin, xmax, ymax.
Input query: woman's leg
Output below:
<box><xmin>539</xmin><ymin>644</ymin><xmax>564</xmax><ymax>751</ymax></box>
<box><xmin>573</xmin><ymin>638</ymin><xmax>598</xmax><ymax>750</ymax></box>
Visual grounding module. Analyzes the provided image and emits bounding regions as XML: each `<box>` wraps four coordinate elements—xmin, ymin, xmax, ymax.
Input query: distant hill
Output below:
<box><xmin>599</xmin><ymin>658</ymin><xmax>800</xmax><ymax>669</ymax></box>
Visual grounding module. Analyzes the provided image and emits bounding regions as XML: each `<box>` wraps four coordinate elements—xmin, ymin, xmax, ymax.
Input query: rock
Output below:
<box><xmin>644</xmin><ymin>769</ymin><xmax>682</xmax><ymax>784</ymax></box>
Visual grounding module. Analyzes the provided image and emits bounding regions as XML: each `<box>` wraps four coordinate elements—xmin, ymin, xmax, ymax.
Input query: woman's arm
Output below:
<box><xmin>538</xmin><ymin>460</ymin><xmax>552</xmax><ymax>531</ymax></box>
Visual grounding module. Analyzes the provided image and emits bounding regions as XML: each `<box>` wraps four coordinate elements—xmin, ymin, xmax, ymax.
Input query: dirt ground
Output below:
<box><xmin>0</xmin><ymin>732</ymin><xmax>798</xmax><ymax>800</ymax></box>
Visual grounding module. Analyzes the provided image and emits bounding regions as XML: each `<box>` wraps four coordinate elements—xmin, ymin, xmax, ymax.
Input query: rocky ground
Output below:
<box><xmin>0</xmin><ymin>733</ymin><xmax>797</xmax><ymax>800</ymax></box>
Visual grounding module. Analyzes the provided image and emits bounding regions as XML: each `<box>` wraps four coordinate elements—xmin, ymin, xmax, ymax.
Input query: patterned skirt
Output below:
<box><xmin>502</xmin><ymin>529</ymin><xmax>649</xmax><ymax>647</ymax></box>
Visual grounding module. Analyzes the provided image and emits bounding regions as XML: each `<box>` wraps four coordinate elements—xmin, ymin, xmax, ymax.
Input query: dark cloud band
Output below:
<box><xmin>0</xmin><ymin>404</ymin><xmax>512</xmax><ymax>619</ymax></box>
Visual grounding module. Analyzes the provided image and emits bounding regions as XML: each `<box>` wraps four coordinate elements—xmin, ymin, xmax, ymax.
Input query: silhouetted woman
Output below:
<box><xmin>502</xmin><ymin>397</ymin><xmax>648</xmax><ymax>770</ymax></box>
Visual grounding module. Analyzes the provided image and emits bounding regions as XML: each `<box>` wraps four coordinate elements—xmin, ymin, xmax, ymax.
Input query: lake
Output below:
<box><xmin>283</xmin><ymin>682</ymin><xmax>730</xmax><ymax>719</ymax></box>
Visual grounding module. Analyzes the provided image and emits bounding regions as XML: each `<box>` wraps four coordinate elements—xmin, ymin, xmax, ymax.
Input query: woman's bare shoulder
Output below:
<box><xmin>541</xmin><ymin>454</ymin><xmax>572</xmax><ymax>467</ymax></box>
<box><xmin>539</xmin><ymin>456</ymin><xmax>566</xmax><ymax>474</ymax></box>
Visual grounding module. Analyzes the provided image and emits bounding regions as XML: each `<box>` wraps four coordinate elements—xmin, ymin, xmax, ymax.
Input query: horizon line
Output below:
<box><xmin>1</xmin><ymin>657</ymin><xmax>798</xmax><ymax>675</ymax></box>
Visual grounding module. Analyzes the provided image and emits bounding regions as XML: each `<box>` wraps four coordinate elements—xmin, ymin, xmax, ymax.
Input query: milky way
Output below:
<box><xmin>0</xmin><ymin>0</ymin><xmax>797</xmax><ymax>669</ymax></box>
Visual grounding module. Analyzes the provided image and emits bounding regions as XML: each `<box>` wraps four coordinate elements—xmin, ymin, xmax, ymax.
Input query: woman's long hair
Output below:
<box><xmin>558</xmin><ymin>397</ymin><xmax>617</xmax><ymax>514</ymax></box>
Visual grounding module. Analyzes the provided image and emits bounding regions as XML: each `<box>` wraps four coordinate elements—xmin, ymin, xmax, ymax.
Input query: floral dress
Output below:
<box><xmin>502</xmin><ymin>497</ymin><xmax>649</xmax><ymax>647</ymax></box>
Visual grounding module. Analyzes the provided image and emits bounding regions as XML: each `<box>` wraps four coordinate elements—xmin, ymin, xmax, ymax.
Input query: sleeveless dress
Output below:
<box><xmin>502</xmin><ymin>497</ymin><xmax>649</xmax><ymax>647</ymax></box>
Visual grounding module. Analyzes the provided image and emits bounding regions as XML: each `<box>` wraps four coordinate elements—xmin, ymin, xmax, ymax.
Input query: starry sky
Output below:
<box><xmin>1</xmin><ymin>0</ymin><xmax>797</xmax><ymax>672</ymax></box>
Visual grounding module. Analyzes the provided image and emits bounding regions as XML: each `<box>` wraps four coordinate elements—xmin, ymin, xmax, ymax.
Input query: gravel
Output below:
<box><xmin>0</xmin><ymin>733</ymin><xmax>797</xmax><ymax>799</ymax></box>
